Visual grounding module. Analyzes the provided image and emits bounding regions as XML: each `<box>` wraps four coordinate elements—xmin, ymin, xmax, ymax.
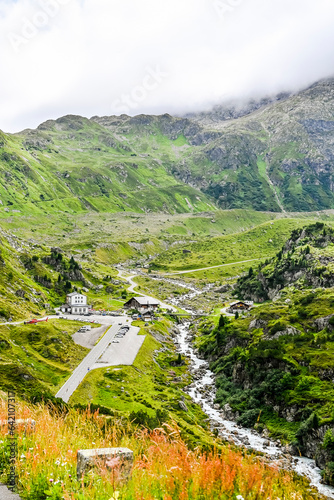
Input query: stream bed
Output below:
<box><xmin>124</xmin><ymin>269</ymin><xmax>334</xmax><ymax>497</ymax></box>
<box><xmin>175</xmin><ymin>321</ymin><xmax>334</xmax><ymax>499</ymax></box>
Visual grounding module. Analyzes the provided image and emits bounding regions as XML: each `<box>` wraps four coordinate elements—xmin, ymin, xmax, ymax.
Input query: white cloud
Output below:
<box><xmin>1</xmin><ymin>0</ymin><xmax>334</xmax><ymax>132</ymax></box>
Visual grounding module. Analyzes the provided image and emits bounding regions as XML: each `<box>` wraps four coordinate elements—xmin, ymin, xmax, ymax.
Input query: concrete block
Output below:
<box><xmin>77</xmin><ymin>447</ymin><xmax>133</xmax><ymax>480</ymax></box>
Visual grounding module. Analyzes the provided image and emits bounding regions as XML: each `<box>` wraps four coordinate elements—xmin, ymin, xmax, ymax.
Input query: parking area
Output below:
<box><xmin>56</xmin><ymin>314</ymin><xmax>144</xmax><ymax>403</ymax></box>
<box><xmin>92</xmin><ymin>324</ymin><xmax>144</xmax><ymax>369</ymax></box>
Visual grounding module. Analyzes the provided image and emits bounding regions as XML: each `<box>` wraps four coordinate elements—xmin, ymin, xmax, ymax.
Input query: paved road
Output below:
<box><xmin>160</xmin><ymin>258</ymin><xmax>262</xmax><ymax>276</ymax></box>
<box><xmin>0</xmin><ymin>484</ymin><xmax>22</xmax><ymax>499</ymax></box>
<box><xmin>0</xmin><ymin>315</ymin><xmax>57</xmax><ymax>327</ymax></box>
<box><xmin>220</xmin><ymin>306</ymin><xmax>236</xmax><ymax>318</ymax></box>
<box><xmin>56</xmin><ymin>315</ymin><xmax>133</xmax><ymax>403</ymax></box>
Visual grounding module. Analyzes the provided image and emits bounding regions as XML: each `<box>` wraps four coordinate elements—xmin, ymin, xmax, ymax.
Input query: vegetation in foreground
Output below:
<box><xmin>0</xmin><ymin>399</ymin><xmax>323</xmax><ymax>500</ymax></box>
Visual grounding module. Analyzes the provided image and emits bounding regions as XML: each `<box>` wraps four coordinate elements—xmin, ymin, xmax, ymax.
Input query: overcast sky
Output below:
<box><xmin>1</xmin><ymin>0</ymin><xmax>334</xmax><ymax>133</ymax></box>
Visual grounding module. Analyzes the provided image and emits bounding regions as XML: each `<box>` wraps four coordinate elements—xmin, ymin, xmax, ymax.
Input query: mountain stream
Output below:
<box><xmin>123</xmin><ymin>270</ymin><xmax>334</xmax><ymax>498</ymax></box>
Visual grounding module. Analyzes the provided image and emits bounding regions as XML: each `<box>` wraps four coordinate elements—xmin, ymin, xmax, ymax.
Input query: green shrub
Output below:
<box><xmin>237</xmin><ymin>409</ymin><xmax>261</xmax><ymax>427</ymax></box>
<box><xmin>322</xmin><ymin>462</ymin><xmax>334</xmax><ymax>486</ymax></box>
<box><xmin>269</xmin><ymin>321</ymin><xmax>287</xmax><ymax>335</ymax></box>
<box><xmin>323</xmin><ymin>429</ymin><xmax>334</xmax><ymax>451</ymax></box>
<box><xmin>296</xmin><ymin>412</ymin><xmax>319</xmax><ymax>442</ymax></box>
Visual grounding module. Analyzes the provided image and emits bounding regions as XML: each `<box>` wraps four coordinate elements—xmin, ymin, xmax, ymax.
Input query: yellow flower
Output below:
<box><xmin>109</xmin><ymin>492</ymin><xmax>120</xmax><ymax>500</ymax></box>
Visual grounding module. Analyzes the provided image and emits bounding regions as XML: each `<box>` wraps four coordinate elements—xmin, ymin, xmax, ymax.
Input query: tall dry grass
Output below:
<box><xmin>0</xmin><ymin>399</ymin><xmax>312</xmax><ymax>499</ymax></box>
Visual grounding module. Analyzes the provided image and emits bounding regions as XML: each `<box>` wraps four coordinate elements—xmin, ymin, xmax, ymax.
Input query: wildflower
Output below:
<box><xmin>109</xmin><ymin>492</ymin><xmax>120</xmax><ymax>500</ymax></box>
<box><xmin>49</xmin><ymin>479</ymin><xmax>53</xmax><ymax>483</ymax></box>
<box><xmin>20</xmin><ymin>454</ymin><xmax>26</xmax><ymax>459</ymax></box>
<box><xmin>236</xmin><ymin>496</ymin><xmax>245</xmax><ymax>500</ymax></box>
<box><xmin>55</xmin><ymin>459</ymin><xmax>61</xmax><ymax>465</ymax></box>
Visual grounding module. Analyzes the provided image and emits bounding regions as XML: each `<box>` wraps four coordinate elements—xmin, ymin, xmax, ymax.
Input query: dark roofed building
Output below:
<box><xmin>227</xmin><ymin>301</ymin><xmax>253</xmax><ymax>314</ymax></box>
<box><xmin>124</xmin><ymin>296</ymin><xmax>160</xmax><ymax>313</ymax></box>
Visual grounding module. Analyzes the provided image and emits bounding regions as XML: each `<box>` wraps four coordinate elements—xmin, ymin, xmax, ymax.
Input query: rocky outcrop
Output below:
<box><xmin>314</xmin><ymin>315</ymin><xmax>334</xmax><ymax>332</ymax></box>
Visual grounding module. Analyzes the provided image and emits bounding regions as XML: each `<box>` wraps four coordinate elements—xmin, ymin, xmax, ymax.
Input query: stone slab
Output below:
<box><xmin>77</xmin><ymin>447</ymin><xmax>133</xmax><ymax>479</ymax></box>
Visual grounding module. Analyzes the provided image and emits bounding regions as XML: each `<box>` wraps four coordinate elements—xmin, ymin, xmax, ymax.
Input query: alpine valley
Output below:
<box><xmin>2</xmin><ymin>78</ymin><xmax>334</xmax><ymax>500</ymax></box>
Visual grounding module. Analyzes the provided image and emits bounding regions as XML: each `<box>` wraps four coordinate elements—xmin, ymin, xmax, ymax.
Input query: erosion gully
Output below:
<box><xmin>138</xmin><ymin>272</ymin><xmax>334</xmax><ymax>499</ymax></box>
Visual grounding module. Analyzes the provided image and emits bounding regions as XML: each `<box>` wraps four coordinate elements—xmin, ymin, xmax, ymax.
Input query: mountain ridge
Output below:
<box><xmin>1</xmin><ymin>78</ymin><xmax>334</xmax><ymax>215</ymax></box>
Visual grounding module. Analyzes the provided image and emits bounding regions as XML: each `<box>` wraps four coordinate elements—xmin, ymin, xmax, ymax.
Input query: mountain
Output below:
<box><xmin>1</xmin><ymin>78</ymin><xmax>334</xmax><ymax>217</ymax></box>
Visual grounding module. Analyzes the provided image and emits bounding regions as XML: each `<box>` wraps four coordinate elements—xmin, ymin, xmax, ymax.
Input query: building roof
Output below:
<box><xmin>230</xmin><ymin>301</ymin><xmax>253</xmax><ymax>307</ymax></box>
<box><xmin>67</xmin><ymin>292</ymin><xmax>86</xmax><ymax>297</ymax></box>
<box><xmin>130</xmin><ymin>297</ymin><xmax>160</xmax><ymax>306</ymax></box>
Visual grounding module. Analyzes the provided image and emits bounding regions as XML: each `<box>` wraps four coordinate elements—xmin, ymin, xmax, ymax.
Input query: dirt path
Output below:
<box><xmin>160</xmin><ymin>258</ymin><xmax>262</xmax><ymax>276</ymax></box>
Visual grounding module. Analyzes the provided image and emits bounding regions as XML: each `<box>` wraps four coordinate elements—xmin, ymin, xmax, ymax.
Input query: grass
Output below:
<box><xmin>0</xmin><ymin>319</ymin><xmax>90</xmax><ymax>396</ymax></box>
<box><xmin>131</xmin><ymin>276</ymin><xmax>192</xmax><ymax>300</ymax></box>
<box><xmin>152</xmin><ymin>218</ymin><xmax>324</xmax><ymax>272</ymax></box>
<box><xmin>0</xmin><ymin>119</ymin><xmax>215</xmax><ymax>218</ymax></box>
<box><xmin>0</xmin><ymin>398</ymin><xmax>323</xmax><ymax>500</ymax></box>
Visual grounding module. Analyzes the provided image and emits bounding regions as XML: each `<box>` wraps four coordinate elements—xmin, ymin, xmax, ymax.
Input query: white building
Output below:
<box><xmin>60</xmin><ymin>292</ymin><xmax>89</xmax><ymax>315</ymax></box>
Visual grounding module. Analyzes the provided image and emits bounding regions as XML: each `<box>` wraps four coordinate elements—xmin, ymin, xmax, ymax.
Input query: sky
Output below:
<box><xmin>1</xmin><ymin>0</ymin><xmax>334</xmax><ymax>133</ymax></box>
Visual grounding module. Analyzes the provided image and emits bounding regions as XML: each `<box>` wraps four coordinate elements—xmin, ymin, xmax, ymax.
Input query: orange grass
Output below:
<box><xmin>0</xmin><ymin>399</ymin><xmax>315</xmax><ymax>499</ymax></box>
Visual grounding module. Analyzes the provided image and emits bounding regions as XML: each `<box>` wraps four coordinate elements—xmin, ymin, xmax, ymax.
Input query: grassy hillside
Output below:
<box><xmin>236</xmin><ymin>222</ymin><xmax>334</xmax><ymax>301</ymax></box>
<box><xmin>0</xmin><ymin>116</ymin><xmax>215</xmax><ymax>217</ymax></box>
<box><xmin>0</xmin><ymin>319</ymin><xmax>89</xmax><ymax>400</ymax></box>
<box><xmin>151</xmin><ymin>218</ymin><xmax>331</xmax><ymax>273</ymax></box>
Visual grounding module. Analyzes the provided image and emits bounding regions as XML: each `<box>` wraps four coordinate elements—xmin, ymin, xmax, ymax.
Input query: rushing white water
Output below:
<box><xmin>124</xmin><ymin>269</ymin><xmax>334</xmax><ymax>497</ymax></box>
<box><xmin>176</xmin><ymin>322</ymin><xmax>334</xmax><ymax>499</ymax></box>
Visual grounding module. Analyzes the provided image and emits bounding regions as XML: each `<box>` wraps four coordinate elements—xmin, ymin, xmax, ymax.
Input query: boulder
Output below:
<box><xmin>77</xmin><ymin>447</ymin><xmax>133</xmax><ymax>480</ymax></box>
<box><xmin>314</xmin><ymin>315</ymin><xmax>334</xmax><ymax>332</ymax></box>
<box><xmin>249</xmin><ymin>319</ymin><xmax>267</xmax><ymax>331</ymax></box>
<box><xmin>222</xmin><ymin>403</ymin><xmax>235</xmax><ymax>420</ymax></box>
<box><xmin>178</xmin><ymin>401</ymin><xmax>188</xmax><ymax>412</ymax></box>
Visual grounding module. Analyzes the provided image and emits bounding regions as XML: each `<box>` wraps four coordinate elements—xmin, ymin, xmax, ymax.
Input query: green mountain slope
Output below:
<box><xmin>151</xmin><ymin>218</ymin><xmax>333</xmax><ymax>272</ymax></box>
<box><xmin>195</xmin><ymin>286</ymin><xmax>334</xmax><ymax>484</ymax></box>
<box><xmin>236</xmin><ymin>222</ymin><xmax>334</xmax><ymax>301</ymax></box>
<box><xmin>0</xmin><ymin>116</ymin><xmax>215</xmax><ymax>217</ymax></box>
<box><xmin>1</xmin><ymin>78</ymin><xmax>334</xmax><ymax>216</ymax></box>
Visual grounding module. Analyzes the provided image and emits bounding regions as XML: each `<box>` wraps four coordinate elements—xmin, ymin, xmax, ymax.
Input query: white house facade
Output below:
<box><xmin>60</xmin><ymin>292</ymin><xmax>89</xmax><ymax>315</ymax></box>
